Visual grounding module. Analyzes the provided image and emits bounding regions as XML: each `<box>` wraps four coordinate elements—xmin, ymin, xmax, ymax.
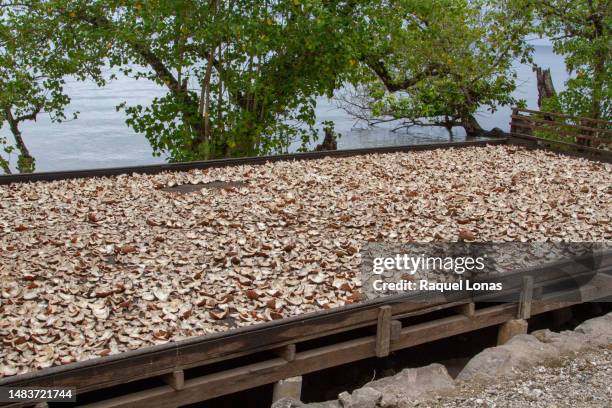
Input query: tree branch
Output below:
<box><xmin>361</xmin><ymin>55</ymin><xmax>443</xmax><ymax>92</ymax></box>
<box><xmin>0</xmin><ymin>153</ymin><xmax>11</xmax><ymax>175</ymax></box>
<box><xmin>15</xmin><ymin>105</ymin><xmax>42</xmax><ymax>123</ymax></box>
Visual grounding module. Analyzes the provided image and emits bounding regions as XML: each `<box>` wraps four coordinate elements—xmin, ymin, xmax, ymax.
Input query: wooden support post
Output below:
<box><xmin>510</xmin><ymin>107</ymin><xmax>519</xmax><ymax>134</ymax></box>
<box><xmin>454</xmin><ymin>302</ymin><xmax>475</xmax><ymax>317</ymax></box>
<box><xmin>273</xmin><ymin>344</ymin><xmax>296</xmax><ymax>362</ymax></box>
<box><xmin>375</xmin><ymin>306</ymin><xmax>392</xmax><ymax>358</ymax></box>
<box><xmin>390</xmin><ymin>320</ymin><xmax>402</xmax><ymax>341</ymax></box>
<box><xmin>161</xmin><ymin>370</ymin><xmax>184</xmax><ymax>391</ymax></box>
<box><xmin>272</xmin><ymin>376</ymin><xmax>302</xmax><ymax>403</ymax></box>
<box><xmin>518</xmin><ymin>276</ymin><xmax>534</xmax><ymax>320</ymax></box>
<box><xmin>497</xmin><ymin>319</ymin><xmax>528</xmax><ymax>345</ymax></box>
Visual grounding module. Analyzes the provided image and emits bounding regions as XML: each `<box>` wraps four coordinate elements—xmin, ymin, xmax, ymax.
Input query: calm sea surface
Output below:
<box><xmin>11</xmin><ymin>45</ymin><xmax>567</xmax><ymax>172</ymax></box>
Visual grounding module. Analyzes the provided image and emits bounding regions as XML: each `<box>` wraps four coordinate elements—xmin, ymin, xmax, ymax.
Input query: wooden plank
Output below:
<box><xmin>473</xmin><ymin>251</ymin><xmax>612</xmax><ymax>290</ymax></box>
<box><xmin>518</xmin><ymin>276</ymin><xmax>534</xmax><ymax>319</ymax></box>
<box><xmin>175</xmin><ymin>295</ymin><xmax>450</xmax><ymax>370</ymax></box>
<box><xmin>375</xmin><ymin>306</ymin><xmax>392</xmax><ymax>358</ymax></box>
<box><xmin>81</xmin><ymin>290</ymin><xmax>609</xmax><ymax>408</ymax></box>
<box><xmin>82</xmin><ymin>338</ymin><xmax>377</xmax><ymax>408</ymax></box>
<box><xmin>161</xmin><ymin>370</ymin><xmax>184</xmax><ymax>391</ymax></box>
<box><xmin>273</xmin><ymin>344</ymin><xmax>296</xmax><ymax>362</ymax></box>
<box><xmin>453</xmin><ymin>302</ymin><xmax>475</xmax><ymax>317</ymax></box>
<box><xmin>79</xmin><ymin>295</ymin><xmax>608</xmax><ymax>408</ymax></box>
<box><xmin>391</xmin><ymin>304</ymin><xmax>518</xmax><ymax>352</ymax></box>
<box><xmin>272</xmin><ymin>376</ymin><xmax>302</xmax><ymax>402</ymax></box>
<box><xmin>516</xmin><ymin>108</ymin><xmax>612</xmax><ymax>126</ymax></box>
<box><xmin>510</xmin><ymin>115</ymin><xmax>612</xmax><ymax>136</ymax></box>
<box><xmin>530</xmin><ymin>273</ymin><xmax>612</xmax><ymax>315</ymax></box>
<box><xmin>578</xmin><ymin>272</ymin><xmax>612</xmax><ymax>302</ymax></box>
<box><xmin>509</xmin><ymin>132</ymin><xmax>612</xmax><ymax>159</ymax></box>
<box><xmin>497</xmin><ymin>319</ymin><xmax>528</xmax><ymax>345</ymax></box>
<box><xmin>390</xmin><ymin>320</ymin><xmax>402</xmax><ymax>341</ymax></box>
<box><xmin>79</xmin><ymin>303</ymin><xmax>521</xmax><ymax>408</ymax></box>
<box><xmin>475</xmin><ymin>267</ymin><xmax>605</xmax><ymax>306</ymax></box>
<box><xmin>0</xmin><ymin>350</ymin><xmax>179</xmax><ymax>394</ymax></box>
<box><xmin>511</xmin><ymin>121</ymin><xmax>605</xmax><ymax>143</ymax></box>
<box><xmin>392</xmin><ymin>299</ymin><xmax>471</xmax><ymax>320</ymax></box>
<box><xmin>0</xmin><ymin>139</ymin><xmax>508</xmax><ymax>186</ymax></box>
<box><xmin>480</xmin><ymin>251</ymin><xmax>612</xmax><ymax>300</ymax></box>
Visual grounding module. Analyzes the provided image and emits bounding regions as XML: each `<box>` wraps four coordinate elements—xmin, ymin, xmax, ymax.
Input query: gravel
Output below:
<box><xmin>1</xmin><ymin>145</ymin><xmax>610</xmax><ymax>377</ymax></box>
<box><xmin>418</xmin><ymin>345</ymin><xmax>612</xmax><ymax>408</ymax></box>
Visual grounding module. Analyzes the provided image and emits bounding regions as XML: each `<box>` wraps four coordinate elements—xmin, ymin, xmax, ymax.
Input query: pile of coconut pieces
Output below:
<box><xmin>0</xmin><ymin>145</ymin><xmax>610</xmax><ymax>377</ymax></box>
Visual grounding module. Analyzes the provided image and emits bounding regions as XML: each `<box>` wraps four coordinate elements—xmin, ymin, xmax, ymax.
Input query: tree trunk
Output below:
<box><xmin>461</xmin><ymin>115</ymin><xmax>484</xmax><ymax>137</ymax></box>
<box><xmin>533</xmin><ymin>66</ymin><xmax>557</xmax><ymax>110</ymax></box>
<box><xmin>4</xmin><ymin>108</ymin><xmax>35</xmax><ymax>173</ymax></box>
<box><xmin>443</xmin><ymin>117</ymin><xmax>454</xmax><ymax>139</ymax></box>
<box><xmin>314</xmin><ymin>126</ymin><xmax>338</xmax><ymax>151</ymax></box>
<box><xmin>0</xmin><ymin>155</ymin><xmax>11</xmax><ymax>175</ymax></box>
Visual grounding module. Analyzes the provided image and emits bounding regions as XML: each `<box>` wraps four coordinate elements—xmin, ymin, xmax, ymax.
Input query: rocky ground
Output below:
<box><xmin>421</xmin><ymin>346</ymin><xmax>612</xmax><ymax>408</ymax></box>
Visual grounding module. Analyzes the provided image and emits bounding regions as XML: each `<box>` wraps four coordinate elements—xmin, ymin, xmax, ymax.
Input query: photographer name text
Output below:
<box><xmin>372</xmin><ymin>279</ymin><xmax>502</xmax><ymax>292</ymax></box>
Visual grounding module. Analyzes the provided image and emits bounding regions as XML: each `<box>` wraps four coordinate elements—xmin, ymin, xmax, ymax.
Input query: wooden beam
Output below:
<box><xmin>272</xmin><ymin>376</ymin><xmax>302</xmax><ymax>402</ymax></box>
<box><xmin>513</xmin><ymin>108</ymin><xmax>612</xmax><ymax>127</ymax></box>
<box><xmin>273</xmin><ymin>344</ymin><xmax>296</xmax><ymax>362</ymax></box>
<box><xmin>510</xmin><ymin>115</ymin><xmax>612</xmax><ymax>136</ymax></box>
<box><xmin>81</xmin><ymin>338</ymin><xmax>377</xmax><ymax>408</ymax></box>
<box><xmin>518</xmin><ymin>276</ymin><xmax>534</xmax><ymax>319</ymax></box>
<box><xmin>497</xmin><ymin>319</ymin><xmax>528</xmax><ymax>345</ymax></box>
<box><xmin>78</xmin><ymin>292</ymin><xmax>612</xmax><ymax>408</ymax></box>
<box><xmin>375</xmin><ymin>306</ymin><xmax>392</xmax><ymax>358</ymax></box>
<box><xmin>80</xmin><ymin>303</ymin><xmax>526</xmax><ymax>408</ymax></box>
<box><xmin>508</xmin><ymin>132</ymin><xmax>612</xmax><ymax>159</ymax></box>
<box><xmin>392</xmin><ymin>299</ymin><xmax>470</xmax><ymax>320</ymax></box>
<box><xmin>391</xmin><ymin>304</ymin><xmax>517</xmax><ymax>352</ymax></box>
<box><xmin>0</xmin><ymin>139</ymin><xmax>507</xmax><ymax>186</ymax></box>
<box><xmin>390</xmin><ymin>320</ymin><xmax>402</xmax><ymax>341</ymax></box>
<box><xmin>161</xmin><ymin>370</ymin><xmax>184</xmax><ymax>391</ymax></box>
<box><xmin>454</xmin><ymin>302</ymin><xmax>475</xmax><ymax>317</ymax></box>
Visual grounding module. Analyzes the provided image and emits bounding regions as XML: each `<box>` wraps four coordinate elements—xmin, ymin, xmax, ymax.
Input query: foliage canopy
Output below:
<box><xmin>523</xmin><ymin>0</ymin><xmax>611</xmax><ymax>120</ymax></box>
<box><xmin>4</xmin><ymin>1</ymin><xmax>606</xmax><ymax>174</ymax></box>
<box><xmin>338</xmin><ymin>0</ymin><xmax>534</xmax><ymax>136</ymax></box>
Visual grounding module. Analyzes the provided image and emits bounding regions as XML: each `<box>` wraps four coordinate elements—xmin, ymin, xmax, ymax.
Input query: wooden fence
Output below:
<box><xmin>510</xmin><ymin>108</ymin><xmax>612</xmax><ymax>149</ymax></box>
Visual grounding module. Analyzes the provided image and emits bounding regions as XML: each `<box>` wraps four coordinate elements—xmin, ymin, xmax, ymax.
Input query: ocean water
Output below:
<box><xmin>8</xmin><ymin>45</ymin><xmax>567</xmax><ymax>172</ymax></box>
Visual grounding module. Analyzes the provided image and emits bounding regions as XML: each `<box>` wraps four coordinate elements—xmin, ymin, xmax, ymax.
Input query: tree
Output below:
<box><xmin>5</xmin><ymin>1</ymin><xmax>364</xmax><ymax>163</ymax></box>
<box><xmin>0</xmin><ymin>1</ymin><xmax>106</xmax><ymax>174</ymax></box>
<box><xmin>337</xmin><ymin>0</ymin><xmax>533</xmax><ymax>137</ymax></box>
<box><xmin>526</xmin><ymin>0</ymin><xmax>610</xmax><ymax>121</ymax></box>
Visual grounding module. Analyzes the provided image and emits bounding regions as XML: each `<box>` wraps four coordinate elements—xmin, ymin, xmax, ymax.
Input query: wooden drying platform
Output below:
<box><xmin>1</xmin><ymin>137</ymin><xmax>610</xmax><ymax>407</ymax></box>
